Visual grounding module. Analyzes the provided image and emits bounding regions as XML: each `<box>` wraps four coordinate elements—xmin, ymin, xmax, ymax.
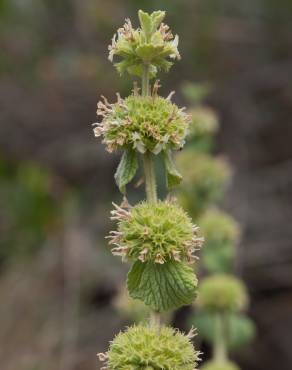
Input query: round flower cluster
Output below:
<box><xmin>107</xmin><ymin>200</ymin><xmax>204</xmax><ymax>264</ymax></box>
<box><xmin>188</xmin><ymin>107</ymin><xmax>219</xmax><ymax>140</ymax></box>
<box><xmin>199</xmin><ymin>209</ymin><xmax>240</xmax><ymax>247</ymax></box>
<box><xmin>197</xmin><ymin>274</ymin><xmax>248</xmax><ymax>312</ymax></box>
<box><xmin>201</xmin><ymin>360</ymin><xmax>240</xmax><ymax>370</ymax></box>
<box><xmin>108</xmin><ymin>10</ymin><xmax>180</xmax><ymax>77</ymax></box>
<box><xmin>93</xmin><ymin>91</ymin><xmax>190</xmax><ymax>154</ymax></box>
<box><xmin>198</xmin><ymin>209</ymin><xmax>240</xmax><ymax>273</ymax></box>
<box><xmin>98</xmin><ymin>325</ymin><xmax>199</xmax><ymax>370</ymax></box>
<box><xmin>176</xmin><ymin>150</ymin><xmax>231</xmax><ymax>217</ymax></box>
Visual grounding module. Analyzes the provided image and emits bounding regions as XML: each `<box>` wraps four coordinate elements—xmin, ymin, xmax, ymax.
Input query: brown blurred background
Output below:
<box><xmin>1</xmin><ymin>0</ymin><xmax>292</xmax><ymax>369</ymax></box>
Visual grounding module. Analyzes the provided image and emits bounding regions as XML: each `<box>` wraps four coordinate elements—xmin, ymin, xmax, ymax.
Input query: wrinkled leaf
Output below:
<box><xmin>127</xmin><ymin>260</ymin><xmax>197</xmax><ymax>312</ymax></box>
<box><xmin>114</xmin><ymin>149</ymin><xmax>138</xmax><ymax>193</ymax></box>
<box><xmin>163</xmin><ymin>150</ymin><xmax>182</xmax><ymax>188</ymax></box>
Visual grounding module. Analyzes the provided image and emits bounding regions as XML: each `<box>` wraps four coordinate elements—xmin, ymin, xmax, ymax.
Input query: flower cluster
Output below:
<box><xmin>93</xmin><ymin>88</ymin><xmax>190</xmax><ymax>154</ymax></box>
<box><xmin>201</xmin><ymin>360</ymin><xmax>240</xmax><ymax>370</ymax></box>
<box><xmin>98</xmin><ymin>325</ymin><xmax>200</xmax><ymax>370</ymax></box>
<box><xmin>199</xmin><ymin>209</ymin><xmax>240</xmax><ymax>247</ymax></box>
<box><xmin>107</xmin><ymin>200</ymin><xmax>203</xmax><ymax>264</ymax></box>
<box><xmin>197</xmin><ymin>274</ymin><xmax>248</xmax><ymax>312</ymax></box>
<box><xmin>108</xmin><ymin>10</ymin><xmax>180</xmax><ymax>77</ymax></box>
<box><xmin>188</xmin><ymin>107</ymin><xmax>219</xmax><ymax>140</ymax></box>
<box><xmin>198</xmin><ymin>208</ymin><xmax>240</xmax><ymax>273</ymax></box>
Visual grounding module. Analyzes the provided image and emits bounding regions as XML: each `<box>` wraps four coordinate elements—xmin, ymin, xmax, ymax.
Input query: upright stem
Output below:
<box><xmin>142</xmin><ymin>64</ymin><xmax>150</xmax><ymax>97</ymax></box>
<box><xmin>143</xmin><ymin>151</ymin><xmax>157</xmax><ymax>204</ymax></box>
<box><xmin>141</xmin><ymin>63</ymin><xmax>159</xmax><ymax>326</ymax></box>
<box><xmin>213</xmin><ymin>312</ymin><xmax>228</xmax><ymax>363</ymax></box>
<box><xmin>141</xmin><ymin>64</ymin><xmax>157</xmax><ymax>205</ymax></box>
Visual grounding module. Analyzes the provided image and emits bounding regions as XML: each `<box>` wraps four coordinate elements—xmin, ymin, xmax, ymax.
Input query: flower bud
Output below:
<box><xmin>108</xmin><ymin>10</ymin><xmax>180</xmax><ymax>77</ymax></box>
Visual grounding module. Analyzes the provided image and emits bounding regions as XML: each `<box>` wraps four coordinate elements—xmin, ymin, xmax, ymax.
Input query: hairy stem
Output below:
<box><xmin>213</xmin><ymin>312</ymin><xmax>228</xmax><ymax>363</ymax></box>
<box><xmin>143</xmin><ymin>151</ymin><xmax>157</xmax><ymax>204</ymax></box>
<box><xmin>142</xmin><ymin>64</ymin><xmax>159</xmax><ymax>326</ymax></box>
<box><xmin>142</xmin><ymin>63</ymin><xmax>150</xmax><ymax>97</ymax></box>
<box><xmin>141</xmin><ymin>64</ymin><xmax>157</xmax><ymax>205</ymax></box>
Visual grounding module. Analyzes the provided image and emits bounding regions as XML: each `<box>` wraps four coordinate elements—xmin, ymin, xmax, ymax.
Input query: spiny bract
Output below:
<box><xmin>108</xmin><ymin>10</ymin><xmax>180</xmax><ymax>77</ymax></box>
<box><xmin>200</xmin><ymin>360</ymin><xmax>241</xmax><ymax>370</ymax></box>
<box><xmin>197</xmin><ymin>274</ymin><xmax>248</xmax><ymax>312</ymax></box>
<box><xmin>108</xmin><ymin>200</ymin><xmax>203</xmax><ymax>264</ymax></box>
<box><xmin>98</xmin><ymin>325</ymin><xmax>199</xmax><ymax>370</ymax></box>
<box><xmin>94</xmin><ymin>91</ymin><xmax>190</xmax><ymax>154</ymax></box>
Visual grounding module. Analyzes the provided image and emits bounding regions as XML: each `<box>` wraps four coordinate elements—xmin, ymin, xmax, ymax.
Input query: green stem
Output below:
<box><xmin>143</xmin><ymin>151</ymin><xmax>157</xmax><ymax>204</ymax></box>
<box><xmin>142</xmin><ymin>63</ymin><xmax>150</xmax><ymax>97</ymax></box>
<box><xmin>141</xmin><ymin>64</ymin><xmax>157</xmax><ymax>205</ymax></box>
<box><xmin>141</xmin><ymin>64</ymin><xmax>159</xmax><ymax>327</ymax></box>
<box><xmin>213</xmin><ymin>312</ymin><xmax>228</xmax><ymax>363</ymax></box>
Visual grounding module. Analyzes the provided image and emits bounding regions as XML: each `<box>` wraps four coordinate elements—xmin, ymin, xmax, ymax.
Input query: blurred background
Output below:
<box><xmin>1</xmin><ymin>0</ymin><xmax>292</xmax><ymax>369</ymax></box>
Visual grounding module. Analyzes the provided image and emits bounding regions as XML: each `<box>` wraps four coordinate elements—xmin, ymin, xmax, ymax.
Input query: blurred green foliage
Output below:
<box><xmin>190</xmin><ymin>312</ymin><xmax>256</xmax><ymax>351</ymax></box>
<box><xmin>176</xmin><ymin>82</ymin><xmax>255</xmax><ymax>357</ymax></box>
<box><xmin>0</xmin><ymin>158</ymin><xmax>61</xmax><ymax>265</ymax></box>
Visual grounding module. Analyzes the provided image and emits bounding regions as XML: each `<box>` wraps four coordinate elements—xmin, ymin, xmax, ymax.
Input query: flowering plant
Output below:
<box><xmin>94</xmin><ymin>10</ymin><xmax>202</xmax><ymax>369</ymax></box>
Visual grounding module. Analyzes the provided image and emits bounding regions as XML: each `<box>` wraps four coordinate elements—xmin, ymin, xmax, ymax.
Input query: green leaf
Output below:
<box><xmin>138</xmin><ymin>10</ymin><xmax>153</xmax><ymax>39</ymax></box>
<box><xmin>114</xmin><ymin>149</ymin><xmax>138</xmax><ymax>193</ymax></box>
<box><xmin>150</xmin><ymin>11</ymin><xmax>166</xmax><ymax>31</ymax></box>
<box><xmin>163</xmin><ymin>150</ymin><xmax>182</xmax><ymax>189</ymax></box>
<box><xmin>127</xmin><ymin>260</ymin><xmax>197</xmax><ymax>312</ymax></box>
<box><xmin>202</xmin><ymin>242</ymin><xmax>235</xmax><ymax>274</ymax></box>
<box><xmin>138</xmin><ymin>10</ymin><xmax>165</xmax><ymax>40</ymax></box>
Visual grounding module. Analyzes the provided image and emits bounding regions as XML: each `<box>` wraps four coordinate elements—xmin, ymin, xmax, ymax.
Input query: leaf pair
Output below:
<box><xmin>114</xmin><ymin>149</ymin><xmax>182</xmax><ymax>194</ymax></box>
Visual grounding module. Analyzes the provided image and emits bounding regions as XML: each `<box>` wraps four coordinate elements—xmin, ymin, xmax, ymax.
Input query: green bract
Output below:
<box><xmin>98</xmin><ymin>325</ymin><xmax>199</xmax><ymax>370</ymax></box>
<box><xmin>197</xmin><ymin>274</ymin><xmax>248</xmax><ymax>312</ymax></box>
<box><xmin>108</xmin><ymin>10</ymin><xmax>180</xmax><ymax>77</ymax></box>
<box><xmin>108</xmin><ymin>201</ymin><xmax>203</xmax><ymax>264</ymax></box>
<box><xmin>201</xmin><ymin>360</ymin><xmax>240</xmax><ymax>370</ymax></box>
<box><xmin>94</xmin><ymin>93</ymin><xmax>190</xmax><ymax>154</ymax></box>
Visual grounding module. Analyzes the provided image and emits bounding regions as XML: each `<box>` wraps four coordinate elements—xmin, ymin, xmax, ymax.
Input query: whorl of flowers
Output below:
<box><xmin>108</xmin><ymin>10</ymin><xmax>180</xmax><ymax>77</ymax></box>
<box><xmin>98</xmin><ymin>325</ymin><xmax>200</xmax><ymax>370</ymax></box>
<box><xmin>199</xmin><ymin>209</ymin><xmax>240</xmax><ymax>245</ymax></box>
<box><xmin>176</xmin><ymin>151</ymin><xmax>231</xmax><ymax>191</ymax></box>
<box><xmin>201</xmin><ymin>360</ymin><xmax>241</xmax><ymax>370</ymax></box>
<box><xmin>93</xmin><ymin>84</ymin><xmax>190</xmax><ymax>154</ymax></box>
<box><xmin>107</xmin><ymin>200</ymin><xmax>204</xmax><ymax>264</ymax></box>
<box><xmin>197</xmin><ymin>274</ymin><xmax>248</xmax><ymax>312</ymax></box>
<box><xmin>188</xmin><ymin>107</ymin><xmax>219</xmax><ymax>140</ymax></box>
